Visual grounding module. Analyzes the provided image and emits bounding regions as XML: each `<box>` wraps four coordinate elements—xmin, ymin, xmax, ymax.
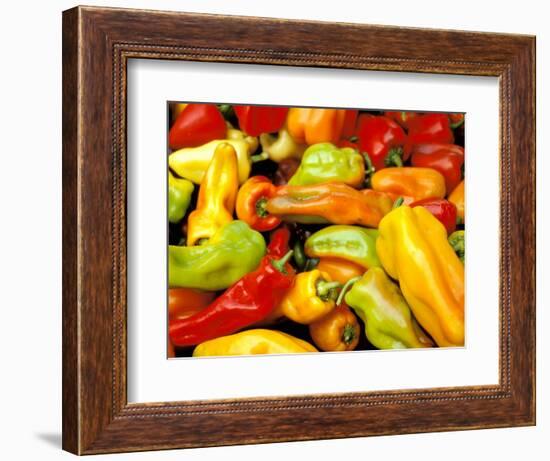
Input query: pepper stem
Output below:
<box><xmin>251</xmin><ymin>152</ymin><xmax>269</xmax><ymax>163</ymax></box>
<box><xmin>336</xmin><ymin>276</ymin><xmax>361</xmax><ymax>306</ymax></box>
<box><xmin>342</xmin><ymin>324</ymin><xmax>357</xmax><ymax>345</ymax></box>
<box><xmin>255</xmin><ymin>197</ymin><xmax>269</xmax><ymax>218</ymax></box>
<box><xmin>316</xmin><ymin>280</ymin><xmax>342</xmax><ymax>301</ymax></box>
<box><xmin>362</xmin><ymin>151</ymin><xmax>375</xmax><ymax>188</ymax></box>
<box><xmin>270</xmin><ymin>250</ymin><xmax>294</xmax><ymax>274</ymax></box>
<box><xmin>393</xmin><ymin>197</ymin><xmax>404</xmax><ymax>209</ymax></box>
<box><xmin>385</xmin><ymin>147</ymin><xmax>404</xmax><ymax>167</ymax></box>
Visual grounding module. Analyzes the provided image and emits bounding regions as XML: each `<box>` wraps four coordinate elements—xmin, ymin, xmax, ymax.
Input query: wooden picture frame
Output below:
<box><xmin>62</xmin><ymin>5</ymin><xmax>536</xmax><ymax>455</ymax></box>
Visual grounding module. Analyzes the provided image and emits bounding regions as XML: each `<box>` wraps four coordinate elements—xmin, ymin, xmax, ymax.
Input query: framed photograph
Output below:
<box><xmin>62</xmin><ymin>5</ymin><xmax>535</xmax><ymax>455</ymax></box>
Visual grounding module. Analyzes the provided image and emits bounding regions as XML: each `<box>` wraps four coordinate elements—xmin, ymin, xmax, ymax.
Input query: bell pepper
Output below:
<box><xmin>410</xmin><ymin>198</ymin><xmax>457</xmax><ymax>234</ymax></box>
<box><xmin>449</xmin><ymin>230</ymin><xmax>465</xmax><ymax>263</ymax></box>
<box><xmin>411</xmin><ymin>143</ymin><xmax>464</xmax><ymax>193</ymax></box>
<box><xmin>356</xmin><ymin>115</ymin><xmax>408</xmax><ymax>170</ymax></box>
<box><xmin>309</xmin><ymin>304</ymin><xmax>360</xmax><ymax>351</ymax></box>
<box><xmin>187</xmin><ymin>143</ymin><xmax>238</xmax><ymax>245</ymax></box>
<box><xmin>236</xmin><ymin>176</ymin><xmax>281</xmax><ymax>231</ymax></box>
<box><xmin>168</xmin><ymin>172</ymin><xmax>194</xmax><ymax>224</ymax></box>
<box><xmin>287</xmin><ymin>108</ymin><xmax>354</xmax><ymax>145</ymax></box>
<box><xmin>305</xmin><ymin>225</ymin><xmax>380</xmax><ymax>269</ymax></box>
<box><xmin>344</xmin><ymin>267</ymin><xmax>433</xmax><ymax>349</ymax></box>
<box><xmin>449</xmin><ymin>180</ymin><xmax>465</xmax><ymax>222</ymax></box>
<box><xmin>193</xmin><ymin>329</ymin><xmax>317</xmax><ymax>356</ymax></box>
<box><xmin>371</xmin><ymin>167</ymin><xmax>446</xmax><ymax>200</ymax></box>
<box><xmin>266</xmin><ymin>182</ymin><xmax>392</xmax><ymax>227</ymax></box>
<box><xmin>168</xmin><ymin>288</ymin><xmax>216</xmax><ymax>321</ymax></box>
<box><xmin>169</xmin><ymin>249</ymin><xmax>294</xmax><ymax>347</ymax></box>
<box><xmin>384</xmin><ymin>111</ymin><xmax>420</xmax><ymax>129</ymax></box>
<box><xmin>259</xmin><ymin>128</ymin><xmax>306</xmax><ymax>162</ymax></box>
<box><xmin>404</xmin><ymin>113</ymin><xmax>454</xmax><ymax>154</ymax></box>
<box><xmin>288</xmin><ymin>142</ymin><xmax>365</xmax><ymax>188</ymax></box>
<box><xmin>274</xmin><ymin>269</ymin><xmax>341</xmax><ymax>324</ymax></box>
<box><xmin>226</xmin><ymin>123</ymin><xmax>259</xmax><ymax>154</ymax></box>
<box><xmin>316</xmin><ymin>257</ymin><xmax>365</xmax><ymax>284</ymax></box>
<box><xmin>169</xmin><ymin>139</ymin><xmax>256</xmax><ymax>185</ymax></box>
<box><xmin>169</xmin><ymin>103</ymin><xmax>227</xmax><ymax>150</ymax></box>
<box><xmin>169</xmin><ymin>220</ymin><xmax>266</xmax><ymax>291</ymax></box>
<box><xmin>234</xmin><ymin>105</ymin><xmax>289</xmax><ymax>136</ymax></box>
<box><xmin>376</xmin><ymin>206</ymin><xmax>464</xmax><ymax>347</ymax></box>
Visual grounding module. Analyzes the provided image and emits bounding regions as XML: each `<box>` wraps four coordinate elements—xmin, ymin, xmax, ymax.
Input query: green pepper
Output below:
<box><xmin>288</xmin><ymin>143</ymin><xmax>365</xmax><ymax>188</ymax></box>
<box><xmin>344</xmin><ymin>267</ymin><xmax>433</xmax><ymax>349</ymax></box>
<box><xmin>168</xmin><ymin>171</ymin><xmax>194</xmax><ymax>224</ymax></box>
<box><xmin>169</xmin><ymin>220</ymin><xmax>266</xmax><ymax>290</ymax></box>
<box><xmin>448</xmin><ymin>230</ymin><xmax>465</xmax><ymax>263</ymax></box>
<box><xmin>304</xmin><ymin>225</ymin><xmax>380</xmax><ymax>269</ymax></box>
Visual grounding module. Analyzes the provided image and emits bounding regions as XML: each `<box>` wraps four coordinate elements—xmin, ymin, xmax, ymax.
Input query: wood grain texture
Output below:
<box><xmin>62</xmin><ymin>5</ymin><xmax>536</xmax><ymax>455</ymax></box>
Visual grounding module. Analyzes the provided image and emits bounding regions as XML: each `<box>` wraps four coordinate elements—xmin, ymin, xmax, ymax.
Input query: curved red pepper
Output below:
<box><xmin>169</xmin><ymin>250</ymin><xmax>295</xmax><ymax>347</ymax></box>
<box><xmin>234</xmin><ymin>105</ymin><xmax>289</xmax><ymax>136</ymax></box>
<box><xmin>404</xmin><ymin>113</ymin><xmax>454</xmax><ymax>155</ymax></box>
<box><xmin>267</xmin><ymin>226</ymin><xmax>291</xmax><ymax>258</ymax></box>
<box><xmin>411</xmin><ymin>198</ymin><xmax>457</xmax><ymax>234</ymax></box>
<box><xmin>410</xmin><ymin>143</ymin><xmax>464</xmax><ymax>193</ymax></box>
<box><xmin>168</xmin><ymin>103</ymin><xmax>227</xmax><ymax>150</ymax></box>
<box><xmin>356</xmin><ymin>115</ymin><xmax>408</xmax><ymax>170</ymax></box>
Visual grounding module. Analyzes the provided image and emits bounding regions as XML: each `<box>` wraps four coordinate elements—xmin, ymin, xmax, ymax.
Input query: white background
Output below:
<box><xmin>0</xmin><ymin>0</ymin><xmax>546</xmax><ymax>460</ymax></box>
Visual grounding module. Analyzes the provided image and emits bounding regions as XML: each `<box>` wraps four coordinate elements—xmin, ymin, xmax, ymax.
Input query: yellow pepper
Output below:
<box><xmin>376</xmin><ymin>206</ymin><xmax>464</xmax><ymax>347</ymax></box>
<box><xmin>449</xmin><ymin>180</ymin><xmax>465</xmax><ymax>222</ymax></box>
<box><xmin>187</xmin><ymin>143</ymin><xmax>238</xmax><ymax>246</ymax></box>
<box><xmin>193</xmin><ymin>329</ymin><xmax>318</xmax><ymax>356</ymax></box>
<box><xmin>226</xmin><ymin>123</ymin><xmax>259</xmax><ymax>154</ymax></box>
<box><xmin>259</xmin><ymin>127</ymin><xmax>306</xmax><ymax>162</ymax></box>
<box><xmin>273</xmin><ymin>270</ymin><xmax>341</xmax><ymax>324</ymax></box>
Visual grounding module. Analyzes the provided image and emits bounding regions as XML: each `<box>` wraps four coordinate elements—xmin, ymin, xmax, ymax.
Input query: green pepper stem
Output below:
<box><xmin>385</xmin><ymin>147</ymin><xmax>404</xmax><ymax>168</ymax></box>
<box><xmin>336</xmin><ymin>276</ymin><xmax>362</xmax><ymax>306</ymax></box>
<box><xmin>270</xmin><ymin>250</ymin><xmax>294</xmax><ymax>274</ymax></box>
<box><xmin>251</xmin><ymin>152</ymin><xmax>269</xmax><ymax>163</ymax></box>
<box><xmin>392</xmin><ymin>197</ymin><xmax>404</xmax><ymax>209</ymax></box>
<box><xmin>450</xmin><ymin>118</ymin><xmax>465</xmax><ymax>129</ymax></box>
<box><xmin>255</xmin><ymin>197</ymin><xmax>269</xmax><ymax>218</ymax></box>
<box><xmin>342</xmin><ymin>323</ymin><xmax>357</xmax><ymax>345</ymax></box>
<box><xmin>316</xmin><ymin>280</ymin><xmax>342</xmax><ymax>301</ymax></box>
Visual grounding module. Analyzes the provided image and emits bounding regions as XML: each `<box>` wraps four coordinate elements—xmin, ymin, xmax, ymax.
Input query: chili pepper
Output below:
<box><xmin>411</xmin><ymin>144</ymin><xmax>464</xmax><ymax>193</ymax></box>
<box><xmin>226</xmin><ymin>123</ymin><xmax>259</xmax><ymax>154</ymax></box>
<box><xmin>309</xmin><ymin>304</ymin><xmax>360</xmax><ymax>351</ymax></box>
<box><xmin>267</xmin><ymin>226</ymin><xmax>291</xmax><ymax>258</ymax></box>
<box><xmin>356</xmin><ymin>115</ymin><xmax>408</xmax><ymax>170</ymax></box>
<box><xmin>234</xmin><ymin>105</ymin><xmax>289</xmax><ymax>136</ymax></box>
<box><xmin>169</xmin><ymin>139</ymin><xmax>261</xmax><ymax>185</ymax></box>
<box><xmin>187</xmin><ymin>143</ymin><xmax>238</xmax><ymax>245</ymax></box>
<box><xmin>287</xmin><ymin>108</ymin><xmax>355</xmax><ymax>145</ymax></box>
<box><xmin>274</xmin><ymin>158</ymin><xmax>301</xmax><ymax>186</ymax></box>
<box><xmin>168</xmin><ymin>171</ymin><xmax>194</xmax><ymax>224</ymax></box>
<box><xmin>384</xmin><ymin>111</ymin><xmax>420</xmax><ymax>129</ymax></box>
<box><xmin>169</xmin><ymin>249</ymin><xmax>295</xmax><ymax>347</ymax></box>
<box><xmin>448</xmin><ymin>230</ymin><xmax>465</xmax><ymax>263</ymax></box>
<box><xmin>169</xmin><ymin>103</ymin><xmax>227</xmax><ymax>150</ymax></box>
<box><xmin>410</xmin><ymin>198</ymin><xmax>457</xmax><ymax>234</ymax></box>
<box><xmin>404</xmin><ymin>113</ymin><xmax>454</xmax><ymax>154</ymax></box>
<box><xmin>449</xmin><ymin>180</ymin><xmax>465</xmax><ymax>222</ymax></box>
<box><xmin>169</xmin><ymin>220</ymin><xmax>266</xmax><ymax>291</ymax></box>
<box><xmin>236</xmin><ymin>176</ymin><xmax>281</xmax><ymax>232</ymax></box>
<box><xmin>274</xmin><ymin>269</ymin><xmax>341</xmax><ymax>324</ymax></box>
<box><xmin>371</xmin><ymin>167</ymin><xmax>446</xmax><ymax>200</ymax></box>
<box><xmin>316</xmin><ymin>258</ymin><xmax>365</xmax><ymax>284</ymax></box>
<box><xmin>377</xmin><ymin>206</ymin><xmax>464</xmax><ymax>347</ymax></box>
<box><xmin>259</xmin><ymin>128</ymin><xmax>306</xmax><ymax>162</ymax></box>
<box><xmin>288</xmin><ymin>142</ymin><xmax>365</xmax><ymax>188</ymax></box>
<box><xmin>305</xmin><ymin>225</ymin><xmax>380</xmax><ymax>269</ymax></box>
<box><xmin>449</xmin><ymin>113</ymin><xmax>465</xmax><ymax>128</ymax></box>
<box><xmin>343</xmin><ymin>268</ymin><xmax>434</xmax><ymax>349</ymax></box>
<box><xmin>193</xmin><ymin>329</ymin><xmax>317</xmax><ymax>356</ymax></box>
<box><xmin>266</xmin><ymin>182</ymin><xmax>392</xmax><ymax>227</ymax></box>
<box><xmin>168</xmin><ymin>288</ymin><xmax>216</xmax><ymax>321</ymax></box>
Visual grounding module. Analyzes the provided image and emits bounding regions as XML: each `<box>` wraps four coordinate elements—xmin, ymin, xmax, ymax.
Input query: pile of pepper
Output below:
<box><xmin>168</xmin><ymin>103</ymin><xmax>465</xmax><ymax>357</ymax></box>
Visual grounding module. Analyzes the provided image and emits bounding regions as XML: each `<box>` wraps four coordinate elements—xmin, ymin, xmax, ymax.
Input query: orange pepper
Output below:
<box><xmin>448</xmin><ymin>180</ymin><xmax>465</xmax><ymax>222</ymax></box>
<box><xmin>361</xmin><ymin>189</ymin><xmax>416</xmax><ymax>206</ymax></box>
<box><xmin>287</xmin><ymin>108</ymin><xmax>348</xmax><ymax>145</ymax></box>
<box><xmin>309</xmin><ymin>304</ymin><xmax>360</xmax><ymax>352</ymax></box>
<box><xmin>168</xmin><ymin>288</ymin><xmax>216</xmax><ymax>321</ymax></box>
<box><xmin>317</xmin><ymin>258</ymin><xmax>365</xmax><ymax>284</ymax></box>
<box><xmin>371</xmin><ymin>167</ymin><xmax>446</xmax><ymax>200</ymax></box>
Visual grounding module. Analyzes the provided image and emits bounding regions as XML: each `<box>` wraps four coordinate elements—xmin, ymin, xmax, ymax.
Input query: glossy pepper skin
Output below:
<box><xmin>449</xmin><ymin>180</ymin><xmax>465</xmax><ymax>222</ymax></box>
<box><xmin>169</xmin><ymin>249</ymin><xmax>295</xmax><ymax>347</ymax></box>
<box><xmin>309</xmin><ymin>304</ymin><xmax>360</xmax><ymax>352</ymax></box>
<box><xmin>169</xmin><ymin>220</ymin><xmax>266</xmax><ymax>291</ymax></box>
<box><xmin>226</xmin><ymin>123</ymin><xmax>259</xmax><ymax>154</ymax></box>
<box><xmin>287</xmin><ymin>108</ymin><xmax>355</xmax><ymax>145</ymax></box>
<box><xmin>448</xmin><ymin>230</ymin><xmax>465</xmax><ymax>263</ymax></box>
<box><xmin>377</xmin><ymin>206</ymin><xmax>465</xmax><ymax>347</ymax></box>
<box><xmin>168</xmin><ymin>103</ymin><xmax>227</xmax><ymax>150</ymax></box>
<box><xmin>168</xmin><ymin>288</ymin><xmax>216</xmax><ymax>321</ymax></box>
<box><xmin>236</xmin><ymin>176</ymin><xmax>281</xmax><ymax>231</ymax></box>
<box><xmin>371</xmin><ymin>167</ymin><xmax>446</xmax><ymax>200</ymax></box>
<box><xmin>344</xmin><ymin>267</ymin><xmax>433</xmax><ymax>349</ymax></box>
<box><xmin>384</xmin><ymin>111</ymin><xmax>420</xmax><ymax>129</ymax></box>
<box><xmin>234</xmin><ymin>105</ymin><xmax>289</xmax><ymax>136</ymax></box>
<box><xmin>187</xmin><ymin>143</ymin><xmax>238</xmax><ymax>245</ymax></box>
<box><xmin>404</xmin><ymin>113</ymin><xmax>454</xmax><ymax>154</ymax></box>
<box><xmin>169</xmin><ymin>139</ymin><xmax>253</xmax><ymax>185</ymax></box>
<box><xmin>411</xmin><ymin>143</ymin><xmax>464</xmax><ymax>194</ymax></box>
<box><xmin>267</xmin><ymin>182</ymin><xmax>392</xmax><ymax>227</ymax></box>
<box><xmin>305</xmin><ymin>225</ymin><xmax>380</xmax><ymax>269</ymax></box>
<box><xmin>193</xmin><ymin>329</ymin><xmax>317</xmax><ymax>356</ymax></box>
<box><xmin>316</xmin><ymin>258</ymin><xmax>365</xmax><ymax>284</ymax></box>
<box><xmin>259</xmin><ymin>128</ymin><xmax>306</xmax><ymax>162</ymax></box>
<box><xmin>288</xmin><ymin>142</ymin><xmax>365</xmax><ymax>188</ymax></box>
<box><xmin>356</xmin><ymin>115</ymin><xmax>408</xmax><ymax>170</ymax></box>
<box><xmin>410</xmin><ymin>198</ymin><xmax>457</xmax><ymax>235</ymax></box>
<box><xmin>168</xmin><ymin>172</ymin><xmax>194</xmax><ymax>224</ymax></box>
<box><xmin>275</xmin><ymin>270</ymin><xmax>341</xmax><ymax>324</ymax></box>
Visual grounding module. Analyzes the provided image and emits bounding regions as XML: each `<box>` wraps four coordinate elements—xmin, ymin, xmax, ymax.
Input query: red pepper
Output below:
<box><xmin>449</xmin><ymin>113</ymin><xmax>465</xmax><ymax>128</ymax></box>
<box><xmin>384</xmin><ymin>111</ymin><xmax>421</xmax><ymax>129</ymax></box>
<box><xmin>404</xmin><ymin>113</ymin><xmax>454</xmax><ymax>154</ymax></box>
<box><xmin>168</xmin><ymin>103</ymin><xmax>227</xmax><ymax>150</ymax></box>
<box><xmin>236</xmin><ymin>176</ymin><xmax>282</xmax><ymax>232</ymax></box>
<box><xmin>267</xmin><ymin>226</ymin><xmax>291</xmax><ymax>258</ymax></box>
<box><xmin>356</xmin><ymin>115</ymin><xmax>408</xmax><ymax>170</ymax></box>
<box><xmin>169</xmin><ymin>250</ymin><xmax>295</xmax><ymax>347</ymax></box>
<box><xmin>234</xmin><ymin>105</ymin><xmax>289</xmax><ymax>136</ymax></box>
<box><xmin>411</xmin><ymin>198</ymin><xmax>457</xmax><ymax>234</ymax></box>
<box><xmin>341</xmin><ymin>109</ymin><xmax>359</xmax><ymax>138</ymax></box>
<box><xmin>410</xmin><ymin>143</ymin><xmax>464</xmax><ymax>193</ymax></box>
